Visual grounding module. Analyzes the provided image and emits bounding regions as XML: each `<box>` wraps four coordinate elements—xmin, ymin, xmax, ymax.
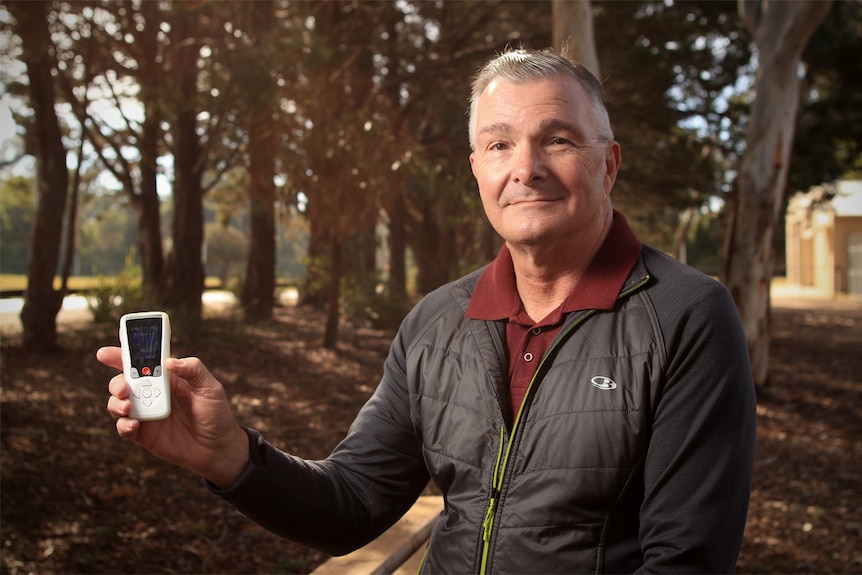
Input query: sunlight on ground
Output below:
<box><xmin>0</xmin><ymin>288</ymin><xmax>300</xmax><ymax>333</ymax></box>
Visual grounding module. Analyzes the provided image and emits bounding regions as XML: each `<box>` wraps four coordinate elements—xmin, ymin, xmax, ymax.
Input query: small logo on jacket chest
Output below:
<box><xmin>590</xmin><ymin>376</ymin><xmax>618</xmax><ymax>390</ymax></box>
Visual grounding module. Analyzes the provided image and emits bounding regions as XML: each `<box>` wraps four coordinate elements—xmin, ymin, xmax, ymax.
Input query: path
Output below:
<box><xmin>0</xmin><ymin>284</ymin><xmax>857</xmax><ymax>335</ymax></box>
<box><xmin>0</xmin><ymin>289</ymin><xmax>300</xmax><ymax>334</ymax></box>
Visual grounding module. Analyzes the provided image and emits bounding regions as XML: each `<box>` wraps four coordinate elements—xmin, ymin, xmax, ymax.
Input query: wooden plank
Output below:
<box><xmin>310</xmin><ymin>496</ymin><xmax>442</xmax><ymax>575</ymax></box>
<box><xmin>392</xmin><ymin>543</ymin><xmax>429</xmax><ymax>575</ymax></box>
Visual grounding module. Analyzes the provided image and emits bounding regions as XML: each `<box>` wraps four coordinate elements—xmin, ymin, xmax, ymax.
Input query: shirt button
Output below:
<box><xmin>524</xmin><ymin>352</ymin><xmax>534</xmax><ymax>362</ymax></box>
<box><xmin>531</xmin><ymin>328</ymin><xmax>542</xmax><ymax>335</ymax></box>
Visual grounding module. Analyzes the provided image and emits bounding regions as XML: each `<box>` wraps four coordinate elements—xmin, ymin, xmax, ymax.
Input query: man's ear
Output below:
<box><xmin>604</xmin><ymin>140</ymin><xmax>621</xmax><ymax>194</ymax></box>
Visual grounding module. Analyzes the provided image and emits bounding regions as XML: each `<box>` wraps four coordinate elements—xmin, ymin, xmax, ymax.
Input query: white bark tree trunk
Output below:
<box><xmin>552</xmin><ymin>0</ymin><xmax>600</xmax><ymax>78</ymax></box>
<box><xmin>724</xmin><ymin>0</ymin><xmax>831</xmax><ymax>386</ymax></box>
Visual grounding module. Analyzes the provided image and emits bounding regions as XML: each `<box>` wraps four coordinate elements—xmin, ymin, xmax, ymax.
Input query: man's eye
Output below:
<box><xmin>490</xmin><ymin>142</ymin><xmax>508</xmax><ymax>151</ymax></box>
<box><xmin>550</xmin><ymin>137</ymin><xmax>571</xmax><ymax>146</ymax></box>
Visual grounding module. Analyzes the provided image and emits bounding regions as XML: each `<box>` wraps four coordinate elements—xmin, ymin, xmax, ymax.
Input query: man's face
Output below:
<box><xmin>469</xmin><ymin>76</ymin><xmax>620</xmax><ymax>252</ymax></box>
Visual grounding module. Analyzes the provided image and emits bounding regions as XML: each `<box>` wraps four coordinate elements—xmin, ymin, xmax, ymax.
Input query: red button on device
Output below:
<box><xmin>142</xmin><ymin>366</ymin><xmax>151</xmax><ymax>376</ymax></box>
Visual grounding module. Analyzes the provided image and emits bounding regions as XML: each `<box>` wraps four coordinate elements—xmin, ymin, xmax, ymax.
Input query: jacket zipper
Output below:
<box><xmin>477</xmin><ymin>275</ymin><xmax>650</xmax><ymax>574</ymax></box>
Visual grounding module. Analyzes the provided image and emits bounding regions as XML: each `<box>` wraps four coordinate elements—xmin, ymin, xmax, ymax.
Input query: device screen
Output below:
<box><xmin>126</xmin><ymin>317</ymin><xmax>163</xmax><ymax>378</ymax></box>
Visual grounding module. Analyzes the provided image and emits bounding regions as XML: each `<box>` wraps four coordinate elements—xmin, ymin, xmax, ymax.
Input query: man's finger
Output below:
<box><xmin>116</xmin><ymin>417</ymin><xmax>140</xmax><ymax>439</ymax></box>
<box><xmin>96</xmin><ymin>346</ymin><xmax>123</xmax><ymax>370</ymax></box>
<box><xmin>108</xmin><ymin>373</ymin><xmax>130</xmax><ymax>399</ymax></box>
<box><xmin>107</xmin><ymin>394</ymin><xmax>131</xmax><ymax>418</ymax></box>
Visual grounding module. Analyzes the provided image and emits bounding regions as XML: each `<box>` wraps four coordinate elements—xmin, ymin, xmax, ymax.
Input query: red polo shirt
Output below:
<box><xmin>465</xmin><ymin>211</ymin><xmax>643</xmax><ymax>423</ymax></box>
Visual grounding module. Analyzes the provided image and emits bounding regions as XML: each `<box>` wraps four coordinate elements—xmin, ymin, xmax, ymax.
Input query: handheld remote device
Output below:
<box><xmin>119</xmin><ymin>311</ymin><xmax>171</xmax><ymax>421</ymax></box>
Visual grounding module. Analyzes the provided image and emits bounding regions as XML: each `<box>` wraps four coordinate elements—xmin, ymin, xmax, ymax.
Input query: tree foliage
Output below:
<box><xmin>595</xmin><ymin>0</ymin><xmax>754</xmax><ymax>248</ymax></box>
<box><xmin>790</xmin><ymin>0</ymin><xmax>862</xmax><ymax>189</ymax></box>
<box><xmin>1</xmin><ymin>0</ymin><xmax>856</xmax><ymax>350</ymax></box>
<box><xmin>0</xmin><ymin>176</ymin><xmax>35</xmax><ymax>275</ymax></box>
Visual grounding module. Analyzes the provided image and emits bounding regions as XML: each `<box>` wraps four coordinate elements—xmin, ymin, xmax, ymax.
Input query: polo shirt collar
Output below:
<box><xmin>465</xmin><ymin>210</ymin><xmax>643</xmax><ymax>321</ymax></box>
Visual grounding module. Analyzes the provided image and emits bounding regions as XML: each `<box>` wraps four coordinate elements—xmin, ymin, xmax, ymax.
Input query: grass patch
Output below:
<box><xmin>0</xmin><ymin>275</ymin><xmax>106</xmax><ymax>292</ymax></box>
<box><xmin>0</xmin><ymin>275</ymin><xmax>226</xmax><ymax>292</ymax></box>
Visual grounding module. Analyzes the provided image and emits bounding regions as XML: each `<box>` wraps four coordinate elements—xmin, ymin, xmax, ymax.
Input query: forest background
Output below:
<box><xmin>1</xmin><ymin>0</ymin><xmax>861</xmax><ymax>366</ymax></box>
<box><xmin>1</xmin><ymin>1</ymin><xmax>862</xmax><ymax>574</ymax></box>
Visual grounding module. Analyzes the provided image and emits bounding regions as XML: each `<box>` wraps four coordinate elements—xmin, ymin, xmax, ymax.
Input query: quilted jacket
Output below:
<box><xmin>214</xmin><ymin>244</ymin><xmax>756</xmax><ymax>574</ymax></box>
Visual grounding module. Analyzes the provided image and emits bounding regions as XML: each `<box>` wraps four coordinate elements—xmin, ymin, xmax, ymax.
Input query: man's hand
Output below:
<box><xmin>98</xmin><ymin>346</ymin><xmax>250</xmax><ymax>488</ymax></box>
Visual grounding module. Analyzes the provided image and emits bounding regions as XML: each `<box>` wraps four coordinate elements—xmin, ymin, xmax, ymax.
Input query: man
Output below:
<box><xmin>101</xmin><ymin>48</ymin><xmax>756</xmax><ymax>573</ymax></box>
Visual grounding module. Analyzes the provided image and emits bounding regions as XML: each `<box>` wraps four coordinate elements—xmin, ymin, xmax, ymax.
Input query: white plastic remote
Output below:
<box><xmin>119</xmin><ymin>311</ymin><xmax>172</xmax><ymax>421</ymax></box>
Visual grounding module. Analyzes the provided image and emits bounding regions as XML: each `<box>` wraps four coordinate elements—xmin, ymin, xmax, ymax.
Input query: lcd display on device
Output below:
<box><xmin>125</xmin><ymin>317</ymin><xmax>163</xmax><ymax>378</ymax></box>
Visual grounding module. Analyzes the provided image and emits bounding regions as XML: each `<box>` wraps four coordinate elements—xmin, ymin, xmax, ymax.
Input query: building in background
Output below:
<box><xmin>785</xmin><ymin>180</ymin><xmax>862</xmax><ymax>298</ymax></box>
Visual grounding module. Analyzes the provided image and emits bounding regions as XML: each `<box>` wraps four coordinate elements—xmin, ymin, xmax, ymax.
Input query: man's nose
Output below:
<box><xmin>512</xmin><ymin>144</ymin><xmax>547</xmax><ymax>184</ymax></box>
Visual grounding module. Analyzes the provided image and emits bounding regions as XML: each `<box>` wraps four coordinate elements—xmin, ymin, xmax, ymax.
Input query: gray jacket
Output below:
<box><xmin>214</xmin><ymin>245</ymin><xmax>756</xmax><ymax>574</ymax></box>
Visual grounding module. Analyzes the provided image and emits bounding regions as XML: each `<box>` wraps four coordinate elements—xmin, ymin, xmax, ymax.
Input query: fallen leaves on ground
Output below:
<box><xmin>1</xmin><ymin>301</ymin><xmax>860</xmax><ymax>574</ymax></box>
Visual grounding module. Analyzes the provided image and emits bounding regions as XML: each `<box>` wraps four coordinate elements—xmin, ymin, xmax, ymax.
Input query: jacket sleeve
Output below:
<box><xmin>206</xmin><ymin>309</ymin><xmax>431</xmax><ymax>557</ymax></box>
<box><xmin>637</xmin><ymin>275</ymin><xmax>757</xmax><ymax>573</ymax></box>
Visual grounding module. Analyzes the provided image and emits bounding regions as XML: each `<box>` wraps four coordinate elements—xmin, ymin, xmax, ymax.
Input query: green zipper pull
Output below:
<box><xmin>481</xmin><ymin>427</ymin><xmax>508</xmax><ymax>574</ymax></box>
<box><xmin>482</xmin><ymin>427</ymin><xmax>506</xmax><ymax>541</ymax></box>
<box><xmin>482</xmin><ymin>487</ymin><xmax>499</xmax><ymax>542</ymax></box>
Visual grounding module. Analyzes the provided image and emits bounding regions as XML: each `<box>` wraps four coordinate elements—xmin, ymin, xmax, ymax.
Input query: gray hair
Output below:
<box><xmin>468</xmin><ymin>48</ymin><xmax>613</xmax><ymax>150</ymax></box>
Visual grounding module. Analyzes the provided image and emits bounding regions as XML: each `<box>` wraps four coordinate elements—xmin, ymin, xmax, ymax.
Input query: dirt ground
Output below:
<box><xmin>1</xmin><ymin>294</ymin><xmax>860</xmax><ymax>574</ymax></box>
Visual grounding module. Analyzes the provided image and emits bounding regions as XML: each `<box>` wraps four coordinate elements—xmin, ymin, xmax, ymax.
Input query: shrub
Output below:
<box><xmin>86</xmin><ymin>253</ymin><xmax>144</xmax><ymax>324</ymax></box>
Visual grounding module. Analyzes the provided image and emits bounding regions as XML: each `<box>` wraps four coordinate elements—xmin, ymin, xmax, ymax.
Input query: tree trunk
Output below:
<box><xmin>386</xmin><ymin>191</ymin><xmax>408</xmax><ymax>302</ymax></box>
<box><xmin>163</xmin><ymin>6</ymin><xmax>205</xmax><ymax>333</ymax></box>
<box><xmin>10</xmin><ymin>0</ymin><xmax>68</xmax><ymax>350</ymax></box>
<box><xmin>60</xmin><ymin>135</ymin><xmax>84</xmax><ymax>292</ymax></box>
<box><xmin>242</xmin><ymin>122</ymin><xmax>277</xmax><ymax>320</ymax></box>
<box><xmin>346</xmin><ymin>216</ymin><xmax>378</xmax><ymax>308</ymax></box>
<box><xmin>411</xmin><ymin>208</ymin><xmax>446</xmax><ymax>295</ymax></box>
<box><xmin>135</xmin><ymin>142</ymin><xmax>165</xmax><ymax>306</ymax></box>
<box><xmin>552</xmin><ymin>0</ymin><xmax>600</xmax><ymax>77</ymax></box>
<box><xmin>673</xmin><ymin>207</ymin><xmax>695</xmax><ymax>264</ymax></box>
<box><xmin>239</xmin><ymin>0</ymin><xmax>278</xmax><ymax>321</ymax></box>
<box><xmin>300</xmin><ymin>206</ymin><xmax>331</xmax><ymax>309</ymax></box>
<box><xmin>136</xmin><ymin>0</ymin><xmax>165</xmax><ymax>304</ymax></box>
<box><xmin>323</xmin><ymin>235</ymin><xmax>343</xmax><ymax>350</ymax></box>
<box><xmin>724</xmin><ymin>0</ymin><xmax>831</xmax><ymax>387</ymax></box>
<box><xmin>409</xmin><ymin>195</ymin><xmax>456</xmax><ymax>295</ymax></box>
